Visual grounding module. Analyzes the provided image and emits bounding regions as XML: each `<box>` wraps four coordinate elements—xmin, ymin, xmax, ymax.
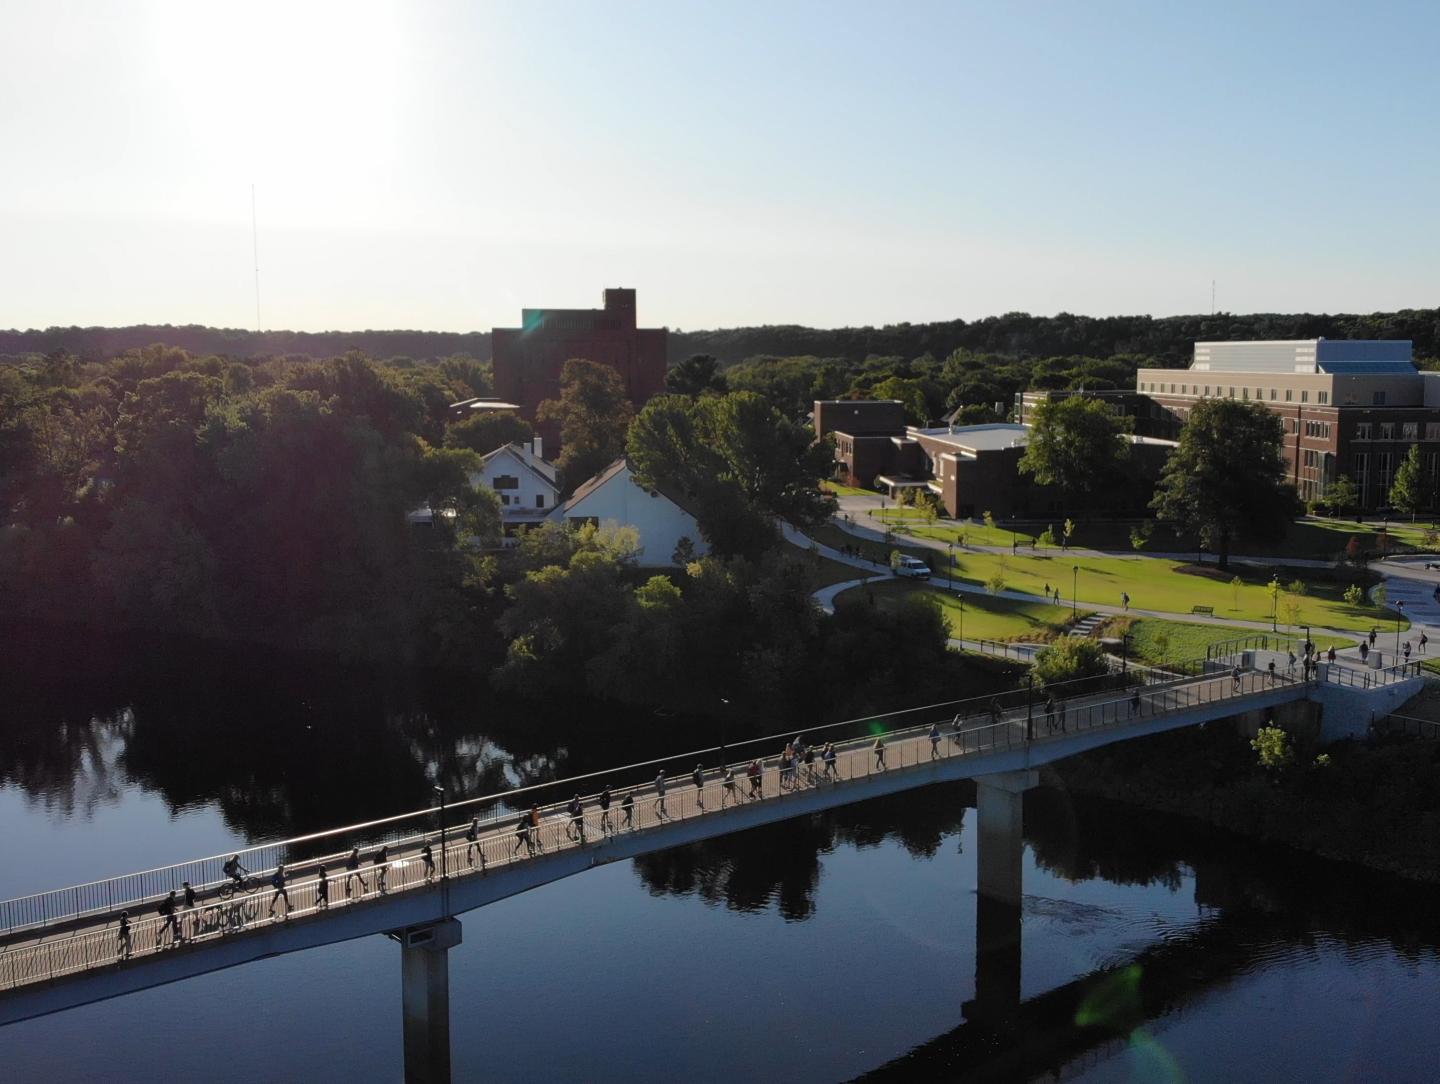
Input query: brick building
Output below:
<box><xmin>492</xmin><ymin>288</ymin><xmax>667</xmax><ymax>443</ymax></box>
<box><xmin>816</xmin><ymin>400</ymin><xmax>1170</xmax><ymax>519</ymax></box>
<box><xmin>1135</xmin><ymin>339</ymin><xmax>1440</xmax><ymax>509</ymax></box>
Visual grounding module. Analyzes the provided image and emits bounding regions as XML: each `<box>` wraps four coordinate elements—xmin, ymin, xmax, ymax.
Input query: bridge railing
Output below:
<box><xmin>1323</xmin><ymin>660</ymin><xmax>1422</xmax><ymax>688</ymax></box>
<box><xmin>1372</xmin><ymin>711</ymin><xmax>1440</xmax><ymax>740</ymax></box>
<box><xmin>0</xmin><ymin>652</ymin><xmax>1268</xmax><ymax>942</ymax></box>
<box><xmin>0</xmin><ymin>662</ymin><xmax>1307</xmax><ymax>993</ymax></box>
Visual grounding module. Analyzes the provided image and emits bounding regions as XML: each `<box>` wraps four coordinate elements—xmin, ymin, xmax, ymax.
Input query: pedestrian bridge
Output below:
<box><xmin>0</xmin><ymin>648</ymin><xmax>1422</xmax><ymax>1080</ymax></box>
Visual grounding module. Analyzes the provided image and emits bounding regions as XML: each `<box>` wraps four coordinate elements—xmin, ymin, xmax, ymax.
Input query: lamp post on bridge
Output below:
<box><xmin>432</xmin><ymin>785</ymin><xmax>447</xmax><ymax>884</ymax></box>
<box><xmin>1025</xmin><ymin>674</ymin><xmax>1034</xmax><ymax>742</ymax></box>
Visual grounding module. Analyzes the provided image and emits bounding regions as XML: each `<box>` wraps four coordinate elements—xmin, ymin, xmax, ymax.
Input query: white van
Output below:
<box><xmin>893</xmin><ymin>555</ymin><xmax>931</xmax><ymax>579</ymax></box>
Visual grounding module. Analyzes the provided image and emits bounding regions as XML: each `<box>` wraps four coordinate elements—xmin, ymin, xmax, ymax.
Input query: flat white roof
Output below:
<box><xmin>909</xmin><ymin>423</ymin><xmax>1029</xmax><ymax>453</ymax></box>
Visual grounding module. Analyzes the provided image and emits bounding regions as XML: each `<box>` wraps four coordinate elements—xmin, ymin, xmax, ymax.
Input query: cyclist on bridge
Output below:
<box><xmin>222</xmin><ymin>854</ymin><xmax>249</xmax><ymax>888</ymax></box>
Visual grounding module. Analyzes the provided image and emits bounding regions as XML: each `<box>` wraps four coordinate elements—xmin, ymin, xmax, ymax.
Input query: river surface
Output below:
<box><xmin>2</xmin><ymin>632</ymin><xmax>1438</xmax><ymax>1082</ymax></box>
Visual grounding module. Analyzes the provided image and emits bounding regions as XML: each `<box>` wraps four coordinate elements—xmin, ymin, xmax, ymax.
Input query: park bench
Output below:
<box><xmin>1191</xmin><ymin>605</ymin><xmax>1214</xmax><ymax>615</ymax></box>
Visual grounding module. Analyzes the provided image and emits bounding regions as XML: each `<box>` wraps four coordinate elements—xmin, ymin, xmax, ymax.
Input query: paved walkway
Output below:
<box><xmin>0</xmin><ymin>661</ymin><xmax>1301</xmax><ymax>997</ymax></box>
<box><xmin>803</xmin><ymin>509</ymin><xmax>1440</xmax><ymax>667</ymax></box>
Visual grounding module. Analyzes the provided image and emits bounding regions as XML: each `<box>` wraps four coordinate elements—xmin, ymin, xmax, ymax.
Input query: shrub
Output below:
<box><xmin>1251</xmin><ymin>725</ymin><xmax>1293</xmax><ymax>771</ymax></box>
<box><xmin>1033</xmin><ymin>638</ymin><xmax>1108</xmax><ymax>689</ymax></box>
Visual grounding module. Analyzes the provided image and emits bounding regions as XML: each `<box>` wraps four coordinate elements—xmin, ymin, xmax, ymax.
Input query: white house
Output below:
<box><xmin>551</xmin><ymin>459</ymin><xmax>709</xmax><ymax>566</ymax></box>
<box><xmin>471</xmin><ymin>439</ymin><xmax>560</xmax><ymax>537</ymax></box>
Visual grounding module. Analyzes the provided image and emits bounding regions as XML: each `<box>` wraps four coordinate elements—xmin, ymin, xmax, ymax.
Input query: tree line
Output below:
<box><xmin>2</xmin><ymin>345</ymin><xmax>972</xmax><ymax>729</ymax></box>
<box><xmin>4</xmin><ymin>305</ymin><xmax>1434</xmax><ymax>368</ymax></box>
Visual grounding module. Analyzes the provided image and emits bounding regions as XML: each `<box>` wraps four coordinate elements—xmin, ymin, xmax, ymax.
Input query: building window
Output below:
<box><xmin>1380</xmin><ymin>422</ymin><xmax>1396</xmax><ymax>440</ymax></box>
<box><xmin>499</xmin><ymin>494</ymin><xmax>510</xmax><ymax>506</ymax></box>
<box><xmin>1318</xmin><ymin>391</ymin><xmax>1329</xmax><ymax>404</ymax></box>
<box><xmin>1228</xmin><ymin>386</ymin><xmax>1235</xmax><ymax>398</ymax></box>
<box><xmin>1300</xmin><ymin>390</ymin><xmax>1309</xmax><ymax>403</ymax></box>
<box><xmin>1204</xmin><ymin>386</ymin><xmax>1210</xmax><ymax>397</ymax></box>
<box><xmin>1269</xmin><ymin>388</ymin><xmax>1277</xmax><ymax>401</ymax></box>
<box><xmin>1404</xmin><ymin>422</ymin><xmax>1418</xmax><ymax>440</ymax></box>
<box><xmin>535</xmin><ymin>494</ymin><xmax>546</xmax><ymax>508</ymax></box>
<box><xmin>1255</xmin><ymin>388</ymin><xmax>1263</xmax><ymax>400</ymax></box>
<box><xmin>493</xmin><ymin>474</ymin><xmax>520</xmax><ymax>490</ymax></box>
<box><xmin>1374</xmin><ymin>391</ymin><xmax>1387</xmax><ymax>406</ymax></box>
<box><xmin>1242</xmin><ymin>387</ymin><xmax>1250</xmax><ymax>400</ymax></box>
<box><xmin>1285</xmin><ymin>389</ymin><xmax>1293</xmax><ymax>402</ymax></box>
<box><xmin>1356</xmin><ymin>423</ymin><xmax>1372</xmax><ymax>440</ymax></box>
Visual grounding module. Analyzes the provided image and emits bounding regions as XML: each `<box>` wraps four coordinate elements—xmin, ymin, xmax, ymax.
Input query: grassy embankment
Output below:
<box><xmin>868</xmin><ymin>507</ymin><xmax>1439</xmax><ymax>560</ymax></box>
<box><xmin>1094</xmin><ymin>616</ymin><xmax>1354</xmax><ymax>665</ymax></box>
<box><xmin>839</xmin><ymin>577</ymin><xmax>1083</xmax><ymax>643</ymax></box>
<box><xmin>809</xmin><ymin>520</ymin><xmax>1394</xmax><ymax>633</ymax></box>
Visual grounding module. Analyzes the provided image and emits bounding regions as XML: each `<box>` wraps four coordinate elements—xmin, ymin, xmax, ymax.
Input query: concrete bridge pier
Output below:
<box><xmin>393</xmin><ymin>918</ymin><xmax>463</xmax><ymax>1084</ymax></box>
<box><xmin>969</xmin><ymin>770</ymin><xmax>1037</xmax><ymax>1023</ymax></box>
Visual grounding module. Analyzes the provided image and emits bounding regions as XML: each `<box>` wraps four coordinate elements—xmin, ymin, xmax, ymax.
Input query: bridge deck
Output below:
<box><xmin>0</xmin><ymin>663</ymin><xmax>1310</xmax><ymax>1011</ymax></box>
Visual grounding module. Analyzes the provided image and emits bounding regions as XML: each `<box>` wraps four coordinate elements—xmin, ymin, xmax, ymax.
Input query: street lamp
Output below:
<box><xmin>1396</xmin><ymin>601</ymin><xmax>1405</xmax><ymax>657</ymax></box>
<box><xmin>1269</xmin><ymin>576</ymin><xmax>1280</xmax><ymax>633</ymax></box>
<box><xmin>948</xmin><ymin>541</ymin><xmax>955</xmax><ymax>595</ymax></box>
<box><xmin>432</xmin><ymin>785</ymin><xmax>447</xmax><ymax>883</ymax></box>
<box><xmin>1072</xmin><ymin>565</ymin><xmax>1079</xmax><ymax>617</ymax></box>
<box><xmin>958</xmin><ymin>590</ymin><xmax>965</xmax><ymax>646</ymax></box>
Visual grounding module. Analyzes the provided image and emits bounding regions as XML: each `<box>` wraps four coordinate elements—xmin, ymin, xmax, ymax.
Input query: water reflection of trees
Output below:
<box><xmin>633</xmin><ymin>784</ymin><xmax>974</xmax><ymax>919</ymax></box>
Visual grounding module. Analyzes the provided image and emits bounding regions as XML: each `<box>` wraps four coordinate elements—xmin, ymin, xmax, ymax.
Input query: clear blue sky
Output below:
<box><xmin>1</xmin><ymin>0</ymin><xmax>1436</xmax><ymax>333</ymax></box>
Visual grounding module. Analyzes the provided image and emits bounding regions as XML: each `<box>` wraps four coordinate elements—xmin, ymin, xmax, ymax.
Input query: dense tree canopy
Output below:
<box><xmin>1018</xmin><ymin>395</ymin><xmax>1131</xmax><ymax>508</ymax></box>
<box><xmin>443</xmin><ymin>410</ymin><xmax>534</xmax><ymax>456</ymax></box>
<box><xmin>664</xmin><ymin>354</ymin><xmax>728</xmax><ymax>397</ymax></box>
<box><xmin>1151</xmin><ymin>399</ymin><xmax>1298</xmax><ymax>568</ymax></box>
<box><xmin>627</xmin><ymin>392</ymin><xmax>835</xmax><ymax>558</ymax></box>
<box><xmin>537</xmin><ymin>359</ymin><xmax>634</xmax><ymax>495</ymax></box>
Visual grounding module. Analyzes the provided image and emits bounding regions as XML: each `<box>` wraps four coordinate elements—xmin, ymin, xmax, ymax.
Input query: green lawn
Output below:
<box><xmin>821</xmin><ymin>481</ymin><xmax>875</xmax><ymax>498</ymax></box>
<box><xmin>806</xmin><ymin>521</ymin><xmax>1398</xmax><ymax>632</ymax></box>
<box><xmin>839</xmin><ymin>579</ymin><xmax>1082</xmax><ymax>642</ymax></box>
<box><xmin>1096</xmin><ymin>616</ymin><xmax>1355</xmax><ymax>666</ymax></box>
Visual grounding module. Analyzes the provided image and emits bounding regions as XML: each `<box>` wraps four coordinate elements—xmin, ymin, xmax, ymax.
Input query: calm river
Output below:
<box><xmin>2</xmin><ymin>632</ymin><xmax>1438</xmax><ymax>1082</ymax></box>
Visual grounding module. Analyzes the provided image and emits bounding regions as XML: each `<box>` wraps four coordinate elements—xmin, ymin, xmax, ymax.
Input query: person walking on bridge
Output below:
<box><xmin>466</xmin><ymin>817</ymin><xmax>484</xmax><ymax>869</ymax></box>
<box><xmin>1369</xmin><ymin>627</ymin><xmax>1378</xmax><ymax>648</ymax></box>
<box><xmin>315</xmin><ymin>864</ymin><xmax>329</xmax><ymax>910</ymax></box>
<box><xmin>929</xmin><ymin>722</ymin><xmax>942</xmax><ymax>760</ymax></box>
<box><xmin>692</xmin><ymin>764</ymin><xmax>706</xmax><ymax>809</ymax></box>
<box><xmin>1129</xmin><ymin>686</ymin><xmax>1141</xmax><ymax>718</ymax></box>
<box><xmin>1045</xmin><ymin>695</ymin><xmax>1056</xmax><ymax>734</ymax></box>
<box><xmin>345</xmin><ymin>847</ymin><xmax>367</xmax><ymax>897</ymax></box>
<box><xmin>529</xmin><ymin>805</ymin><xmax>544</xmax><ymax>853</ymax></box>
<box><xmin>1359</xmin><ymin>639</ymin><xmax>1370</xmax><ymax>664</ymax></box>
<box><xmin>116</xmin><ymin>911</ymin><xmax>132</xmax><ymax>960</ymax></box>
<box><xmin>823</xmin><ymin>742</ymin><xmax>838</xmax><ymax>779</ymax></box>
<box><xmin>1267</xmin><ymin>659</ymin><xmax>1276</xmax><ymax>685</ymax></box>
<box><xmin>513</xmin><ymin>811</ymin><xmax>531</xmax><ymax>857</ymax></box>
<box><xmin>722</xmin><ymin>767</ymin><xmax>738</xmax><ymax>807</ymax></box>
<box><xmin>621</xmin><ymin>789</ymin><xmax>635</xmax><ymax>830</ymax></box>
<box><xmin>567</xmin><ymin>794</ymin><xmax>586</xmax><ymax>845</ymax></box>
<box><xmin>182</xmin><ymin>881</ymin><xmax>197</xmax><ymax>936</ymax></box>
<box><xmin>599</xmin><ymin>785</ymin><xmax>613</xmax><ymax>835</ymax></box>
<box><xmin>156</xmin><ymin>889</ymin><xmax>179</xmax><ymax>947</ymax></box>
<box><xmin>803</xmin><ymin>743</ymin><xmax>817</xmax><ymax>782</ymax></box>
<box><xmin>372</xmin><ymin>848</ymin><xmax>389</xmax><ymax>893</ymax></box>
<box><xmin>1232</xmin><ymin>665</ymin><xmax>1243</xmax><ymax>691</ymax></box>
<box><xmin>268</xmin><ymin>864</ymin><xmax>290</xmax><ymax>919</ymax></box>
<box><xmin>654</xmin><ymin>770</ymin><xmax>669</xmax><ymax>819</ymax></box>
<box><xmin>421</xmin><ymin>841</ymin><xmax>436</xmax><ymax>881</ymax></box>
<box><xmin>747</xmin><ymin>759</ymin><xmax>763</xmax><ymax>799</ymax></box>
<box><xmin>873</xmin><ymin>735</ymin><xmax>887</xmax><ymax>770</ymax></box>
<box><xmin>1420</xmin><ymin>631</ymin><xmax>1429</xmax><ymax>655</ymax></box>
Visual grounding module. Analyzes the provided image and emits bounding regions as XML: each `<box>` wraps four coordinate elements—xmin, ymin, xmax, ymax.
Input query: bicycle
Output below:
<box><xmin>217</xmin><ymin>874</ymin><xmax>259</xmax><ymax>900</ymax></box>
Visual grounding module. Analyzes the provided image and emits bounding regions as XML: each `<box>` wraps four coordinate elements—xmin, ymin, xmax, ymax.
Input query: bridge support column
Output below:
<box><xmin>970</xmin><ymin>770</ymin><xmax>1037</xmax><ymax>1024</ymax></box>
<box><xmin>395</xmin><ymin>918</ymin><xmax>462</xmax><ymax>1084</ymax></box>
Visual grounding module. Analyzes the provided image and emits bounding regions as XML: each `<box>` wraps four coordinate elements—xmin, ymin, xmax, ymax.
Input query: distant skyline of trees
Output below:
<box><xmin>3</xmin><ymin>305</ymin><xmax>1435</xmax><ymax>367</ymax></box>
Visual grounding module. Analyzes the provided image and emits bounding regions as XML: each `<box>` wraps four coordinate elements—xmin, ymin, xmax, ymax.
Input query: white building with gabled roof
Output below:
<box><xmin>550</xmin><ymin>459</ymin><xmax>709</xmax><ymax>567</ymax></box>
<box><xmin>471</xmin><ymin>439</ymin><xmax>560</xmax><ymax>537</ymax></box>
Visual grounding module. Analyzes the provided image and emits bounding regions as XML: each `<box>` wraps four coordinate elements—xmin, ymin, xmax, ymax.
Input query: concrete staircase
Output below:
<box><xmin>1067</xmin><ymin>613</ymin><xmax>1106</xmax><ymax>638</ymax></box>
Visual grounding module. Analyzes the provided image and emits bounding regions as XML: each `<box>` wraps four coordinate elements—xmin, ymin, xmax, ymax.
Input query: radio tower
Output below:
<box><xmin>251</xmin><ymin>184</ymin><xmax>262</xmax><ymax>332</ymax></box>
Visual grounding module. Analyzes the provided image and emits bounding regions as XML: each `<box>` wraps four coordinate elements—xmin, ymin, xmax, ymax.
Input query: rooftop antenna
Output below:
<box><xmin>251</xmin><ymin>184</ymin><xmax>262</xmax><ymax>333</ymax></box>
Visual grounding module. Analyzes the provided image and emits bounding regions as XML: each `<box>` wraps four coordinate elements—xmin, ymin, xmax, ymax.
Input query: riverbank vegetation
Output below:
<box><xmin>1050</xmin><ymin>722</ymin><xmax>1440</xmax><ymax>883</ymax></box>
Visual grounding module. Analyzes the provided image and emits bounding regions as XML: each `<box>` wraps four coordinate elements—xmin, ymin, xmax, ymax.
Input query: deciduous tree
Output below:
<box><xmin>538</xmin><ymin>359</ymin><xmax>635</xmax><ymax>496</ymax></box>
<box><xmin>1151</xmin><ymin>399</ymin><xmax>1296</xmax><ymax>569</ymax></box>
